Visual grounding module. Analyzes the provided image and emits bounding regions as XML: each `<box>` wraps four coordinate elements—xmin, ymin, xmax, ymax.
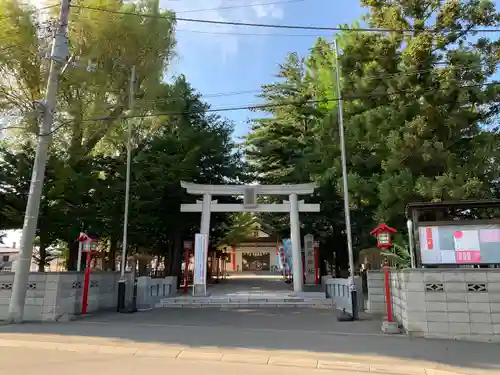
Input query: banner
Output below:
<box><xmin>282</xmin><ymin>239</ymin><xmax>293</xmax><ymax>272</ymax></box>
<box><xmin>193</xmin><ymin>233</ymin><xmax>208</xmax><ymax>287</ymax></box>
<box><xmin>304</xmin><ymin>234</ymin><xmax>315</xmax><ymax>284</ymax></box>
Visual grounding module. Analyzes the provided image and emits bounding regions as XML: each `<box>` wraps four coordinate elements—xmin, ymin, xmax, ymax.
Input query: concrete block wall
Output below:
<box><xmin>389</xmin><ymin>271</ymin><xmax>408</xmax><ymax>327</ymax></box>
<box><xmin>136</xmin><ymin>276</ymin><xmax>177</xmax><ymax>311</ymax></box>
<box><xmin>367</xmin><ymin>268</ymin><xmax>500</xmax><ymax>343</ymax></box>
<box><xmin>0</xmin><ymin>272</ymin><xmax>51</xmax><ymax>321</ymax></box>
<box><xmin>0</xmin><ymin>271</ymin><xmax>133</xmax><ymax>321</ymax></box>
<box><xmin>366</xmin><ymin>271</ymin><xmax>386</xmax><ymax>314</ymax></box>
<box><xmin>366</xmin><ymin>270</ymin><xmax>408</xmax><ymax>323</ymax></box>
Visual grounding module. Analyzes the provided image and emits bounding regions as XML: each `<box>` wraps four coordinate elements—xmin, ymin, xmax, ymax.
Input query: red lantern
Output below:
<box><xmin>370</xmin><ymin>224</ymin><xmax>397</xmax><ymax>249</ymax></box>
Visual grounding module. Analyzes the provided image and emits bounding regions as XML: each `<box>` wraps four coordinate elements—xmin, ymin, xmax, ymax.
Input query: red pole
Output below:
<box><xmin>82</xmin><ymin>252</ymin><xmax>91</xmax><ymax>315</ymax></box>
<box><xmin>383</xmin><ymin>261</ymin><xmax>393</xmax><ymax>323</ymax></box>
<box><xmin>184</xmin><ymin>246</ymin><xmax>189</xmax><ymax>295</ymax></box>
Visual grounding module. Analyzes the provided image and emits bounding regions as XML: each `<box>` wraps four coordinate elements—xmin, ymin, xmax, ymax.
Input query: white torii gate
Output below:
<box><xmin>180</xmin><ymin>181</ymin><xmax>320</xmax><ymax>294</ymax></box>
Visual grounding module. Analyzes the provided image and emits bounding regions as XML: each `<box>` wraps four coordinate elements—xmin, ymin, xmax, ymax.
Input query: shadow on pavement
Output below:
<box><xmin>1</xmin><ymin>308</ymin><xmax>499</xmax><ymax>372</ymax></box>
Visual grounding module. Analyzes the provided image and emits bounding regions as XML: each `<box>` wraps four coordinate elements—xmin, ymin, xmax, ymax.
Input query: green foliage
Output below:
<box><xmin>0</xmin><ymin>1</ymin><xmax>242</xmax><ymax>271</ymax></box>
<box><xmin>381</xmin><ymin>244</ymin><xmax>412</xmax><ymax>269</ymax></box>
<box><xmin>218</xmin><ymin>213</ymin><xmax>260</xmax><ymax>247</ymax></box>
<box><xmin>245</xmin><ymin>0</ymin><xmax>500</xmax><ymax>271</ymax></box>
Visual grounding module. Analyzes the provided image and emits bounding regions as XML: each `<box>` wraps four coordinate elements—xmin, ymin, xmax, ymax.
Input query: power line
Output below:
<box><xmin>85</xmin><ymin>82</ymin><xmax>500</xmax><ymax>120</ymax></box>
<box><xmin>176</xmin><ymin>28</ymin><xmax>326</xmax><ymax>37</ymax></box>
<box><xmin>0</xmin><ymin>82</ymin><xmax>500</xmax><ymax>137</ymax></box>
<box><xmin>61</xmin><ymin>62</ymin><xmax>489</xmax><ymax>109</ymax></box>
<box><xmin>69</xmin><ymin>13</ymin><xmax>331</xmax><ymax>38</ymax></box>
<box><xmin>70</xmin><ymin>5</ymin><xmax>500</xmax><ymax>33</ymax></box>
<box><xmin>138</xmin><ymin>63</ymin><xmax>495</xmax><ymax>105</ymax></box>
<box><xmin>2</xmin><ymin>76</ymin><xmax>496</xmax><ymax>136</ymax></box>
<box><xmin>175</xmin><ymin>0</ymin><xmax>307</xmax><ymax>14</ymax></box>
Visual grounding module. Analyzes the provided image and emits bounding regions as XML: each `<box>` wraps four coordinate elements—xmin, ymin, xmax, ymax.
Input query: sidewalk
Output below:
<box><xmin>0</xmin><ymin>308</ymin><xmax>499</xmax><ymax>374</ymax></box>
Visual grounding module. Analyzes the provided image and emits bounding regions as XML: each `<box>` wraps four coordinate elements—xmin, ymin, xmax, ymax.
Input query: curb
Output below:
<box><xmin>0</xmin><ymin>338</ymin><xmax>468</xmax><ymax>375</ymax></box>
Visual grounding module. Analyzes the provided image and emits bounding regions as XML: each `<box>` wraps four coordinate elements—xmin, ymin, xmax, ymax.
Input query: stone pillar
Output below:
<box><xmin>289</xmin><ymin>193</ymin><xmax>303</xmax><ymax>292</ymax></box>
<box><xmin>136</xmin><ymin>276</ymin><xmax>152</xmax><ymax>311</ymax></box>
<box><xmin>304</xmin><ymin>234</ymin><xmax>315</xmax><ymax>284</ymax></box>
<box><xmin>200</xmin><ymin>193</ymin><xmax>211</xmax><ymax>235</ymax></box>
<box><xmin>193</xmin><ymin>193</ymin><xmax>211</xmax><ymax>296</ymax></box>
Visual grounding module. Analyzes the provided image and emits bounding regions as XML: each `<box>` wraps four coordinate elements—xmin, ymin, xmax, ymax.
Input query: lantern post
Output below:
<box><xmin>370</xmin><ymin>224</ymin><xmax>400</xmax><ymax>334</ymax></box>
<box><xmin>77</xmin><ymin>234</ymin><xmax>99</xmax><ymax>315</ymax></box>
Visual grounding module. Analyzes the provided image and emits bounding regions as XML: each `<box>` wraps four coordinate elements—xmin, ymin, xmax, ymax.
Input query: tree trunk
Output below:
<box><xmin>166</xmin><ymin>240</ymin><xmax>174</xmax><ymax>274</ymax></box>
<box><xmin>37</xmin><ymin>240</ymin><xmax>47</xmax><ymax>272</ymax></box>
<box><xmin>106</xmin><ymin>235</ymin><xmax>118</xmax><ymax>271</ymax></box>
<box><xmin>67</xmin><ymin>240</ymin><xmax>81</xmax><ymax>271</ymax></box>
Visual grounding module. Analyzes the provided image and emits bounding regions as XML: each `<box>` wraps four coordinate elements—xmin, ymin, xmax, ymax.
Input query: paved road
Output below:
<box><xmin>0</xmin><ymin>308</ymin><xmax>499</xmax><ymax>374</ymax></box>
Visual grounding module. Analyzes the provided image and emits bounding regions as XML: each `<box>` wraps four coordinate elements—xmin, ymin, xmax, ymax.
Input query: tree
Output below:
<box><xmin>244</xmin><ymin>46</ymin><xmax>349</xmax><ymax>272</ymax></box>
<box><xmin>0</xmin><ymin>0</ymin><xmax>178</xmax><ymax>269</ymax></box>
<box><xmin>245</xmin><ymin>0</ymin><xmax>499</xmax><ymax>272</ymax></box>
<box><xmin>111</xmin><ymin>76</ymin><xmax>244</xmax><ymax>277</ymax></box>
<box><xmin>219</xmin><ymin>213</ymin><xmax>260</xmax><ymax>247</ymax></box>
<box><xmin>31</xmin><ymin>236</ymin><xmax>62</xmax><ymax>271</ymax></box>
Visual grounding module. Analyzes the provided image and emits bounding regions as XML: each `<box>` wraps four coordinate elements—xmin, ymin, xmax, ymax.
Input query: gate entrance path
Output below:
<box><xmin>156</xmin><ymin>272</ymin><xmax>332</xmax><ymax>308</ymax></box>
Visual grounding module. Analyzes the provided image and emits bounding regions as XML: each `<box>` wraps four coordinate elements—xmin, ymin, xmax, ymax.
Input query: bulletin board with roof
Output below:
<box><xmin>406</xmin><ymin>200</ymin><xmax>500</xmax><ymax>267</ymax></box>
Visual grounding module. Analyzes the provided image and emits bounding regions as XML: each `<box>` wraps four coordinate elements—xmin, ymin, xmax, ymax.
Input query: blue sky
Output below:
<box><xmin>161</xmin><ymin>0</ymin><xmax>366</xmax><ymax>141</ymax></box>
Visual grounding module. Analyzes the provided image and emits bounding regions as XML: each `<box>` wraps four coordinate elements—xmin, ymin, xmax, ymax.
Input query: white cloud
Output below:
<box><xmin>252</xmin><ymin>4</ymin><xmax>283</xmax><ymax>19</ymax></box>
<box><xmin>160</xmin><ymin>0</ymin><xmax>285</xmax><ymax>60</ymax></box>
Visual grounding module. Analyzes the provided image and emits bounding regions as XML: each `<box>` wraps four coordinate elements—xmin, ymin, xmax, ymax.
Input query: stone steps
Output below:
<box><xmin>155</xmin><ymin>294</ymin><xmax>335</xmax><ymax>308</ymax></box>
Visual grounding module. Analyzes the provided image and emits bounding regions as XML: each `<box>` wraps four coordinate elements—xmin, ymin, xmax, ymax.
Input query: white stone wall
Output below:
<box><xmin>366</xmin><ymin>271</ymin><xmax>386</xmax><ymax>314</ymax></box>
<box><xmin>136</xmin><ymin>276</ymin><xmax>177</xmax><ymax>311</ymax></box>
<box><xmin>324</xmin><ymin>276</ymin><xmax>363</xmax><ymax>314</ymax></box>
<box><xmin>367</xmin><ymin>269</ymin><xmax>500</xmax><ymax>343</ymax></box>
<box><xmin>0</xmin><ymin>271</ymin><xmax>133</xmax><ymax>321</ymax></box>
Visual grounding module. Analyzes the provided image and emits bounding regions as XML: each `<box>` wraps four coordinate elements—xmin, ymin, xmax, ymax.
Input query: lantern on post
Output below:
<box><xmin>76</xmin><ymin>233</ymin><xmax>99</xmax><ymax>315</ymax></box>
<box><xmin>370</xmin><ymin>223</ymin><xmax>400</xmax><ymax>334</ymax></box>
<box><xmin>369</xmin><ymin>223</ymin><xmax>397</xmax><ymax>249</ymax></box>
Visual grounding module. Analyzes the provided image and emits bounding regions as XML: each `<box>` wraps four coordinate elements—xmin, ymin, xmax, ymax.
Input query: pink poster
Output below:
<box><xmin>456</xmin><ymin>250</ymin><xmax>481</xmax><ymax>263</ymax></box>
<box><xmin>454</xmin><ymin>230</ymin><xmax>482</xmax><ymax>264</ymax></box>
<box><xmin>479</xmin><ymin>229</ymin><xmax>500</xmax><ymax>243</ymax></box>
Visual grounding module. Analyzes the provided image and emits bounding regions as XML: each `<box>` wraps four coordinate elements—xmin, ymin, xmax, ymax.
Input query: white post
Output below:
<box><xmin>77</xmin><ymin>242</ymin><xmax>82</xmax><ymax>272</ymax></box>
<box><xmin>195</xmin><ymin>193</ymin><xmax>211</xmax><ymax>296</ymax></box>
<box><xmin>289</xmin><ymin>193</ymin><xmax>303</xmax><ymax>292</ymax></box>
<box><xmin>407</xmin><ymin>219</ymin><xmax>416</xmax><ymax>268</ymax></box>
<box><xmin>200</xmin><ymin>193</ymin><xmax>211</xmax><ymax>235</ymax></box>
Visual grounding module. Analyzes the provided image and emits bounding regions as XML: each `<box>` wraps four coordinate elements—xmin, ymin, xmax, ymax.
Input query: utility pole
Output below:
<box><xmin>117</xmin><ymin>65</ymin><xmax>136</xmax><ymax>312</ymax></box>
<box><xmin>333</xmin><ymin>39</ymin><xmax>358</xmax><ymax>321</ymax></box>
<box><xmin>7</xmin><ymin>0</ymin><xmax>71</xmax><ymax>323</ymax></box>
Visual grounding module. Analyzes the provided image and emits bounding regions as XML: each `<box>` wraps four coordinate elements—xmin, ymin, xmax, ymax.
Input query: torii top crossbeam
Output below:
<box><xmin>180</xmin><ymin>181</ymin><xmax>318</xmax><ymax>196</ymax></box>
